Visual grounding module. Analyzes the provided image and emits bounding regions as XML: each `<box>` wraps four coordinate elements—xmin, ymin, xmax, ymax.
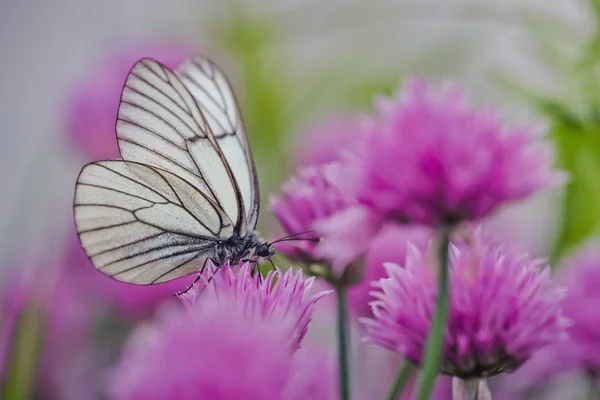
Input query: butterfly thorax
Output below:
<box><xmin>213</xmin><ymin>231</ymin><xmax>274</xmax><ymax>265</ymax></box>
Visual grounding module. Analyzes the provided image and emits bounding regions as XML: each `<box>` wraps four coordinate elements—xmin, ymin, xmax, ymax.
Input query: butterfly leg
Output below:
<box><xmin>251</xmin><ymin>262</ymin><xmax>263</xmax><ymax>283</ymax></box>
<box><xmin>175</xmin><ymin>258</ymin><xmax>210</xmax><ymax>296</ymax></box>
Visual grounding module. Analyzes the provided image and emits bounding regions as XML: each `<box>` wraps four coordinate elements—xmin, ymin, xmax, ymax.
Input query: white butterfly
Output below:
<box><xmin>73</xmin><ymin>56</ymin><xmax>274</xmax><ymax>285</ymax></box>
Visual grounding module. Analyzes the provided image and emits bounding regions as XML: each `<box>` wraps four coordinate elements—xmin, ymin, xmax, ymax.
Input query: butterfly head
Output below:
<box><xmin>255</xmin><ymin>242</ymin><xmax>275</xmax><ymax>261</ymax></box>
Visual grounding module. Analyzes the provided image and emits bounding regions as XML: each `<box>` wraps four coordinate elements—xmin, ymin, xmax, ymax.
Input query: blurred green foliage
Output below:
<box><xmin>209</xmin><ymin>2</ymin><xmax>482</xmax><ymax>208</ymax></box>
<box><xmin>1</xmin><ymin>304</ymin><xmax>45</xmax><ymax>400</ymax></box>
<box><xmin>494</xmin><ymin>0</ymin><xmax>600</xmax><ymax>261</ymax></box>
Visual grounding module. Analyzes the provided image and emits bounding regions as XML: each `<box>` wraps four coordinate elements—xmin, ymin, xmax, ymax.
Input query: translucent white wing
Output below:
<box><xmin>74</xmin><ymin>160</ymin><xmax>232</xmax><ymax>284</ymax></box>
<box><xmin>176</xmin><ymin>56</ymin><xmax>260</xmax><ymax>230</ymax></box>
<box><xmin>116</xmin><ymin>58</ymin><xmax>248</xmax><ymax>235</ymax></box>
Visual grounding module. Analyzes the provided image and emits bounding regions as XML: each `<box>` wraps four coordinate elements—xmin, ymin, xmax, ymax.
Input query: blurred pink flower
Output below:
<box><xmin>180</xmin><ymin>262</ymin><xmax>330</xmax><ymax>348</ymax></box>
<box><xmin>495</xmin><ymin>240</ymin><xmax>600</xmax><ymax>395</ymax></box>
<box><xmin>66</xmin><ymin>230</ymin><xmax>194</xmax><ymax>317</ymax></box>
<box><xmin>362</xmin><ymin>231</ymin><xmax>567</xmax><ymax>379</ymax></box>
<box><xmin>270</xmin><ymin>164</ymin><xmax>351</xmax><ymax>268</ymax></box>
<box><xmin>66</xmin><ymin>41</ymin><xmax>196</xmax><ymax>160</ymax></box>
<box><xmin>341</xmin><ymin>77</ymin><xmax>566</xmax><ymax>227</ymax></box>
<box><xmin>0</xmin><ymin>229</ymin><xmax>195</xmax><ymax>398</ymax></box>
<box><xmin>548</xmin><ymin>242</ymin><xmax>600</xmax><ymax>374</ymax></box>
<box><xmin>0</xmin><ymin>261</ymin><xmax>99</xmax><ymax>400</ymax></box>
<box><xmin>295</xmin><ymin>113</ymin><xmax>366</xmax><ymax>167</ymax></box>
<box><xmin>110</xmin><ymin>264</ymin><xmax>335</xmax><ymax>400</ymax></box>
<box><xmin>346</xmin><ymin>223</ymin><xmax>431</xmax><ymax>316</ymax></box>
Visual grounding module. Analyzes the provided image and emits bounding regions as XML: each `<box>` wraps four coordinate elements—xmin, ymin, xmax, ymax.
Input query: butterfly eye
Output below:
<box><xmin>256</xmin><ymin>244</ymin><xmax>272</xmax><ymax>258</ymax></box>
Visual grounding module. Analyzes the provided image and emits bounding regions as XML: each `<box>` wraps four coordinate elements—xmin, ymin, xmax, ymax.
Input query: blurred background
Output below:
<box><xmin>1</xmin><ymin>0</ymin><xmax>599</xmax><ymax>399</ymax></box>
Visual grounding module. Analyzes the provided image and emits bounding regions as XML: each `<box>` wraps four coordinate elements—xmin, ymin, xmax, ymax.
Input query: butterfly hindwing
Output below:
<box><xmin>74</xmin><ymin>160</ymin><xmax>232</xmax><ymax>284</ymax></box>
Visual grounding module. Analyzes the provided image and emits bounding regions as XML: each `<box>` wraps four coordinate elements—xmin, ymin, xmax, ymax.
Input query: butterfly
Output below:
<box><xmin>73</xmin><ymin>55</ymin><xmax>275</xmax><ymax>285</ymax></box>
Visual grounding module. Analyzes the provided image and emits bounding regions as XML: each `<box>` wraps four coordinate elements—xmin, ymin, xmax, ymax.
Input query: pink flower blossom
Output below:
<box><xmin>362</xmin><ymin>231</ymin><xmax>566</xmax><ymax>379</ymax></box>
<box><xmin>0</xmin><ymin>260</ymin><xmax>99</xmax><ymax>400</ymax></box>
<box><xmin>66</xmin><ymin>41</ymin><xmax>196</xmax><ymax>160</ymax></box>
<box><xmin>342</xmin><ymin>77</ymin><xmax>566</xmax><ymax>227</ymax></box>
<box><xmin>495</xmin><ymin>240</ymin><xmax>600</xmax><ymax>395</ymax></box>
<box><xmin>270</xmin><ymin>164</ymin><xmax>350</xmax><ymax>267</ymax></box>
<box><xmin>0</xmin><ymin>230</ymin><xmax>194</xmax><ymax>398</ymax></box>
<box><xmin>347</xmin><ymin>223</ymin><xmax>431</xmax><ymax>316</ymax></box>
<box><xmin>180</xmin><ymin>262</ymin><xmax>330</xmax><ymax>348</ymax></box>
<box><xmin>110</xmin><ymin>264</ymin><xmax>334</xmax><ymax>400</ymax></box>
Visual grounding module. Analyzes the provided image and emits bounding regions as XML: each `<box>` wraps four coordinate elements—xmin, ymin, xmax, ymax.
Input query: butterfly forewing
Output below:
<box><xmin>74</xmin><ymin>160</ymin><xmax>232</xmax><ymax>284</ymax></box>
<box><xmin>116</xmin><ymin>58</ymin><xmax>245</xmax><ymax>232</ymax></box>
<box><xmin>176</xmin><ymin>56</ymin><xmax>260</xmax><ymax>231</ymax></box>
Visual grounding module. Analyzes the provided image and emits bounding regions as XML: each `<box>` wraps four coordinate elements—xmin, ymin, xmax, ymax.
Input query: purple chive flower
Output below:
<box><xmin>362</xmin><ymin>231</ymin><xmax>566</xmax><ymax>379</ymax></box>
<box><xmin>341</xmin><ymin>77</ymin><xmax>566</xmax><ymax>227</ymax></box>
<box><xmin>66</xmin><ymin>41</ymin><xmax>196</xmax><ymax>160</ymax></box>
<box><xmin>110</xmin><ymin>264</ymin><xmax>335</xmax><ymax>400</ymax></box>
<box><xmin>180</xmin><ymin>262</ymin><xmax>329</xmax><ymax>348</ymax></box>
<box><xmin>497</xmin><ymin>241</ymin><xmax>600</xmax><ymax>395</ymax></box>
<box><xmin>294</xmin><ymin>113</ymin><xmax>366</xmax><ymax>167</ymax></box>
<box><xmin>270</xmin><ymin>164</ymin><xmax>351</xmax><ymax>267</ymax></box>
<box><xmin>550</xmin><ymin>242</ymin><xmax>600</xmax><ymax>375</ymax></box>
<box><xmin>0</xmin><ymin>260</ymin><xmax>99</xmax><ymax>400</ymax></box>
<box><xmin>347</xmin><ymin>223</ymin><xmax>431</xmax><ymax>316</ymax></box>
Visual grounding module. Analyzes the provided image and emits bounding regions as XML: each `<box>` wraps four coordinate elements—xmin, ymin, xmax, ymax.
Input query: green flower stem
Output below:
<box><xmin>336</xmin><ymin>286</ymin><xmax>351</xmax><ymax>400</ymax></box>
<box><xmin>2</xmin><ymin>304</ymin><xmax>46</xmax><ymax>400</ymax></box>
<box><xmin>416</xmin><ymin>228</ymin><xmax>452</xmax><ymax>400</ymax></box>
<box><xmin>386</xmin><ymin>361</ymin><xmax>414</xmax><ymax>400</ymax></box>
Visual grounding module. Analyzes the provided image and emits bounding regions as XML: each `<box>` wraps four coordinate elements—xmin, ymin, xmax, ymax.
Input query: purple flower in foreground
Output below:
<box><xmin>362</xmin><ymin>232</ymin><xmax>566</xmax><ymax>379</ymax></box>
<box><xmin>66</xmin><ymin>41</ymin><xmax>196</xmax><ymax>160</ymax></box>
<box><xmin>180</xmin><ymin>262</ymin><xmax>329</xmax><ymax>348</ymax></box>
<box><xmin>342</xmin><ymin>77</ymin><xmax>566</xmax><ymax>227</ymax></box>
<box><xmin>270</xmin><ymin>164</ymin><xmax>350</xmax><ymax>267</ymax></box>
<box><xmin>110</xmin><ymin>264</ymin><xmax>334</xmax><ymax>400</ymax></box>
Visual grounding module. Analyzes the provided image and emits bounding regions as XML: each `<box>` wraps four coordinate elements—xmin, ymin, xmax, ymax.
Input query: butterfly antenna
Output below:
<box><xmin>271</xmin><ymin>237</ymin><xmax>321</xmax><ymax>244</ymax></box>
<box><xmin>270</xmin><ymin>230</ymin><xmax>321</xmax><ymax>245</ymax></box>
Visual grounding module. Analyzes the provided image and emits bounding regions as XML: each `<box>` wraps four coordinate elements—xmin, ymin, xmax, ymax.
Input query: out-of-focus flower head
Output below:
<box><xmin>66</xmin><ymin>41</ymin><xmax>195</xmax><ymax>160</ymax></box>
<box><xmin>295</xmin><ymin>113</ymin><xmax>366</xmax><ymax>167</ymax></box>
<box><xmin>65</xmin><ymin>231</ymin><xmax>193</xmax><ymax>317</ymax></box>
<box><xmin>180</xmin><ymin>262</ymin><xmax>329</xmax><ymax>348</ymax></box>
<box><xmin>346</xmin><ymin>223</ymin><xmax>432</xmax><ymax>317</ymax></box>
<box><xmin>362</xmin><ymin>230</ymin><xmax>567</xmax><ymax>380</ymax></box>
<box><xmin>547</xmin><ymin>241</ymin><xmax>600</xmax><ymax>375</ymax></box>
<box><xmin>270</xmin><ymin>164</ymin><xmax>352</xmax><ymax>271</ymax></box>
<box><xmin>341</xmin><ymin>77</ymin><xmax>566</xmax><ymax>227</ymax></box>
<box><xmin>0</xmin><ymin>258</ymin><xmax>99</xmax><ymax>400</ymax></box>
<box><xmin>496</xmin><ymin>240</ymin><xmax>600</xmax><ymax>395</ymax></box>
<box><xmin>0</xmin><ymin>229</ymin><xmax>196</xmax><ymax>397</ymax></box>
<box><xmin>110</xmin><ymin>263</ymin><xmax>335</xmax><ymax>400</ymax></box>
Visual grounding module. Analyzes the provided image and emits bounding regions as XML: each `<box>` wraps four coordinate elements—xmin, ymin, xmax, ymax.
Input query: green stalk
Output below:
<box><xmin>416</xmin><ymin>228</ymin><xmax>451</xmax><ymax>400</ymax></box>
<box><xmin>385</xmin><ymin>360</ymin><xmax>414</xmax><ymax>400</ymax></box>
<box><xmin>336</xmin><ymin>286</ymin><xmax>351</xmax><ymax>400</ymax></box>
<box><xmin>1</xmin><ymin>304</ymin><xmax>45</xmax><ymax>400</ymax></box>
